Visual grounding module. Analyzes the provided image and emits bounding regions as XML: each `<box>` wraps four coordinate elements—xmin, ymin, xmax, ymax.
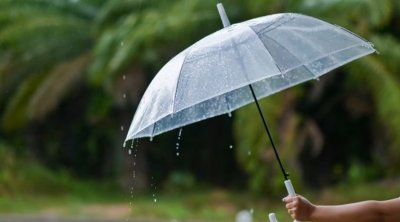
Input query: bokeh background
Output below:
<box><xmin>1</xmin><ymin>0</ymin><xmax>400</xmax><ymax>221</ymax></box>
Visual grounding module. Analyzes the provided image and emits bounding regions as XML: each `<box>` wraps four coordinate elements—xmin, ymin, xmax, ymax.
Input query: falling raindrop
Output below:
<box><xmin>247</xmin><ymin>151</ymin><xmax>251</xmax><ymax>156</ymax></box>
<box><xmin>123</xmin><ymin>93</ymin><xmax>127</xmax><ymax>99</ymax></box>
<box><xmin>150</xmin><ymin>137</ymin><xmax>153</xmax><ymax>142</ymax></box>
<box><xmin>150</xmin><ymin>176</ymin><xmax>159</xmax><ymax>203</ymax></box>
<box><xmin>120</xmin><ymin>41</ymin><xmax>125</xmax><ymax>46</ymax></box>
<box><xmin>123</xmin><ymin>142</ymin><xmax>126</xmax><ymax>148</ymax></box>
<box><xmin>128</xmin><ymin>149</ymin><xmax>132</xmax><ymax>155</ymax></box>
<box><xmin>250</xmin><ymin>208</ymin><xmax>254</xmax><ymax>214</ymax></box>
<box><xmin>229</xmin><ymin>145</ymin><xmax>233</xmax><ymax>149</ymax></box>
<box><xmin>228</xmin><ymin>112</ymin><xmax>232</xmax><ymax>117</ymax></box>
<box><xmin>120</xmin><ymin>125</ymin><xmax>124</xmax><ymax>131</ymax></box>
<box><xmin>123</xmin><ymin>75</ymin><xmax>126</xmax><ymax>80</ymax></box>
<box><xmin>175</xmin><ymin>128</ymin><xmax>183</xmax><ymax>156</ymax></box>
<box><xmin>178</xmin><ymin>128</ymin><xmax>182</xmax><ymax>137</ymax></box>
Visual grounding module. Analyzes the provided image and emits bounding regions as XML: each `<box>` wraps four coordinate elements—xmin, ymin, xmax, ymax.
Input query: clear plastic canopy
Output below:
<box><xmin>125</xmin><ymin>13</ymin><xmax>375</xmax><ymax>141</ymax></box>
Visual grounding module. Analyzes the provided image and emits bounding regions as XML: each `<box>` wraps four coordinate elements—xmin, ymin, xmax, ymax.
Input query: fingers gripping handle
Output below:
<box><xmin>285</xmin><ymin>179</ymin><xmax>300</xmax><ymax>222</ymax></box>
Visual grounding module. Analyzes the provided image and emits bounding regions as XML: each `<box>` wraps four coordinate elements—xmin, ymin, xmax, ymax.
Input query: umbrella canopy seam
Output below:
<box><xmin>247</xmin><ymin>13</ymin><xmax>295</xmax><ymax>35</ymax></box>
<box><xmin>172</xmin><ymin>48</ymin><xmax>194</xmax><ymax>113</ymax></box>
<box><xmin>258</xmin><ymin>32</ymin><xmax>319</xmax><ymax>78</ymax></box>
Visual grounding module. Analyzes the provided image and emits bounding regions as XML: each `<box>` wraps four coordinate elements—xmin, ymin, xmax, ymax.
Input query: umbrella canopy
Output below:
<box><xmin>126</xmin><ymin>12</ymin><xmax>375</xmax><ymax>141</ymax></box>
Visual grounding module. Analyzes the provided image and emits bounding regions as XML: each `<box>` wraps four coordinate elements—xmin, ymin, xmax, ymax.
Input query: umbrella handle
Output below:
<box><xmin>285</xmin><ymin>179</ymin><xmax>300</xmax><ymax>222</ymax></box>
<box><xmin>268</xmin><ymin>213</ymin><xmax>279</xmax><ymax>222</ymax></box>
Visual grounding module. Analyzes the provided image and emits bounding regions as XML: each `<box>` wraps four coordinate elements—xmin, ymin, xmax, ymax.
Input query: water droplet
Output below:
<box><xmin>176</xmin><ymin>152</ymin><xmax>180</xmax><ymax>156</ymax></box>
<box><xmin>120</xmin><ymin>125</ymin><xmax>124</xmax><ymax>131</ymax></box>
<box><xmin>150</xmin><ymin>137</ymin><xmax>153</xmax><ymax>142</ymax></box>
<box><xmin>120</xmin><ymin>41</ymin><xmax>125</xmax><ymax>46</ymax></box>
<box><xmin>123</xmin><ymin>93</ymin><xmax>127</xmax><ymax>99</ymax></box>
<box><xmin>154</xmin><ymin>198</ymin><xmax>157</xmax><ymax>203</ymax></box>
<box><xmin>250</xmin><ymin>208</ymin><xmax>254</xmax><ymax>214</ymax></box>
<box><xmin>123</xmin><ymin>75</ymin><xmax>126</xmax><ymax>80</ymax></box>
<box><xmin>128</xmin><ymin>149</ymin><xmax>132</xmax><ymax>155</ymax></box>
<box><xmin>123</xmin><ymin>142</ymin><xmax>126</xmax><ymax>148</ymax></box>
<box><xmin>247</xmin><ymin>151</ymin><xmax>251</xmax><ymax>156</ymax></box>
<box><xmin>133</xmin><ymin>162</ymin><xmax>136</xmax><ymax>166</ymax></box>
<box><xmin>229</xmin><ymin>145</ymin><xmax>233</xmax><ymax>149</ymax></box>
<box><xmin>178</xmin><ymin>128</ymin><xmax>182</xmax><ymax>137</ymax></box>
<box><xmin>228</xmin><ymin>112</ymin><xmax>232</xmax><ymax>117</ymax></box>
<box><xmin>152</xmin><ymin>193</ymin><xmax>155</xmax><ymax>197</ymax></box>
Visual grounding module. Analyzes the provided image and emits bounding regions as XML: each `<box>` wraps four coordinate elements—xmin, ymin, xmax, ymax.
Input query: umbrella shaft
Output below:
<box><xmin>248</xmin><ymin>84</ymin><xmax>289</xmax><ymax>181</ymax></box>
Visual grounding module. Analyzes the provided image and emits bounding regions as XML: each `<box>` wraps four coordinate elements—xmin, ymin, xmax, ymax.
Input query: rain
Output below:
<box><xmin>0</xmin><ymin>0</ymin><xmax>398</xmax><ymax>222</ymax></box>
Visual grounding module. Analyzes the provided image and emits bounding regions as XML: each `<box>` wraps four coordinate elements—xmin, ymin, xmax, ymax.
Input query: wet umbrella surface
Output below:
<box><xmin>125</xmin><ymin>8</ymin><xmax>375</xmax><ymax>141</ymax></box>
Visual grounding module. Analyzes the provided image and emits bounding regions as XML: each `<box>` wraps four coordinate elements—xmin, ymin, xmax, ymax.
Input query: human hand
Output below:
<box><xmin>283</xmin><ymin>195</ymin><xmax>316</xmax><ymax>221</ymax></box>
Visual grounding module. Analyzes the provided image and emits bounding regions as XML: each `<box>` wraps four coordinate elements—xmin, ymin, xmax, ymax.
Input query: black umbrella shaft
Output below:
<box><xmin>248</xmin><ymin>84</ymin><xmax>289</xmax><ymax>181</ymax></box>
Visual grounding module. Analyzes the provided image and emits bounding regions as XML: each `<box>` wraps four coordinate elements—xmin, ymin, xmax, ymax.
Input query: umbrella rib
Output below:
<box><xmin>172</xmin><ymin>49</ymin><xmax>193</xmax><ymax>114</ymax></box>
<box><xmin>254</xmin><ymin>14</ymin><xmax>295</xmax><ymax>35</ymax></box>
<box><xmin>256</xmin><ymin>31</ymin><xmax>319</xmax><ymax>78</ymax></box>
<box><xmin>151</xmin><ymin>119</ymin><xmax>157</xmax><ymax>138</ymax></box>
<box><xmin>217</xmin><ymin>43</ymin><xmax>232</xmax><ymax>113</ymax></box>
<box><xmin>248</xmin><ymin>27</ymin><xmax>285</xmax><ymax>78</ymax></box>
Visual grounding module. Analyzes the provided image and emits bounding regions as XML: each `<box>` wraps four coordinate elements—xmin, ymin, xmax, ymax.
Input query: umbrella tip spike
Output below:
<box><xmin>217</xmin><ymin>3</ymin><xmax>231</xmax><ymax>28</ymax></box>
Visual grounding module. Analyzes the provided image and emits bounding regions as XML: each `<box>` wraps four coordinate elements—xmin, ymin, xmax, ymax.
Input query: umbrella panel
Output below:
<box><xmin>126</xmin><ymin>13</ymin><xmax>375</xmax><ymax>141</ymax></box>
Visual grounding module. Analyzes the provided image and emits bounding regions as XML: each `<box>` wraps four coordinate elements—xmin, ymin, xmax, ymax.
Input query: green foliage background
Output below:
<box><xmin>0</xmin><ymin>0</ymin><xmax>400</xmax><ymax>197</ymax></box>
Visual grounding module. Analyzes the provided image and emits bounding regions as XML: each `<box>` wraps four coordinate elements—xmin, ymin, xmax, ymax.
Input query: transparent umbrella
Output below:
<box><xmin>126</xmin><ymin>5</ymin><xmax>375</xmax><ymax>142</ymax></box>
<box><xmin>125</xmin><ymin>3</ymin><xmax>375</xmax><ymax>219</ymax></box>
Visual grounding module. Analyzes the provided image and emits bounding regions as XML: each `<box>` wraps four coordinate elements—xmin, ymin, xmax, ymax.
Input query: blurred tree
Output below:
<box><xmin>1</xmin><ymin>0</ymin><xmax>400</xmax><ymax>195</ymax></box>
<box><xmin>0</xmin><ymin>0</ymin><xmax>242</xmax><ymax>189</ymax></box>
<box><xmin>0</xmin><ymin>0</ymin><xmax>105</xmax><ymax>129</ymax></box>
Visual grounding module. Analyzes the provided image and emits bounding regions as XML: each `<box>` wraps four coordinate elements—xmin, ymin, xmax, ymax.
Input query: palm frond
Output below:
<box><xmin>347</xmin><ymin>55</ymin><xmax>400</xmax><ymax>174</ymax></box>
<box><xmin>297</xmin><ymin>0</ymin><xmax>393</xmax><ymax>30</ymax></box>
<box><xmin>0</xmin><ymin>16</ymin><xmax>92</xmax><ymax>95</ymax></box>
<box><xmin>89</xmin><ymin>0</ymin><xmax>218</xmax><ymax>86</ymax></box>
<box><xmin>1</xmin><ymin>72</ymin><xmax>47</xmax><ymax>130</ymax></box>
<box><xmin>370</xmin><ymin>34</ymin><xmax>400</xmax><ymax>75</ymax></box>
<box><xmin>29</xmin><ymin>54</ymin><xmax>90</xmax><ymax>120</ymax></box>
<box><xmin>0</xmin><ymin>0</ymin><xmax>99</xmax><ymax>21</ymax></box>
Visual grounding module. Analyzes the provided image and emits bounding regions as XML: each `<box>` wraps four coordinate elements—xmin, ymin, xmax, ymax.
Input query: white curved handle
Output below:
<box><xmin>268</xmin><ymin>213</ymin><xmax>278</xmax><ymax>222</ymax></box>
<box><xmin>285</xmin><ymin>179</ymin><xmax>300</xmax><ymax>222</ymax></box>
